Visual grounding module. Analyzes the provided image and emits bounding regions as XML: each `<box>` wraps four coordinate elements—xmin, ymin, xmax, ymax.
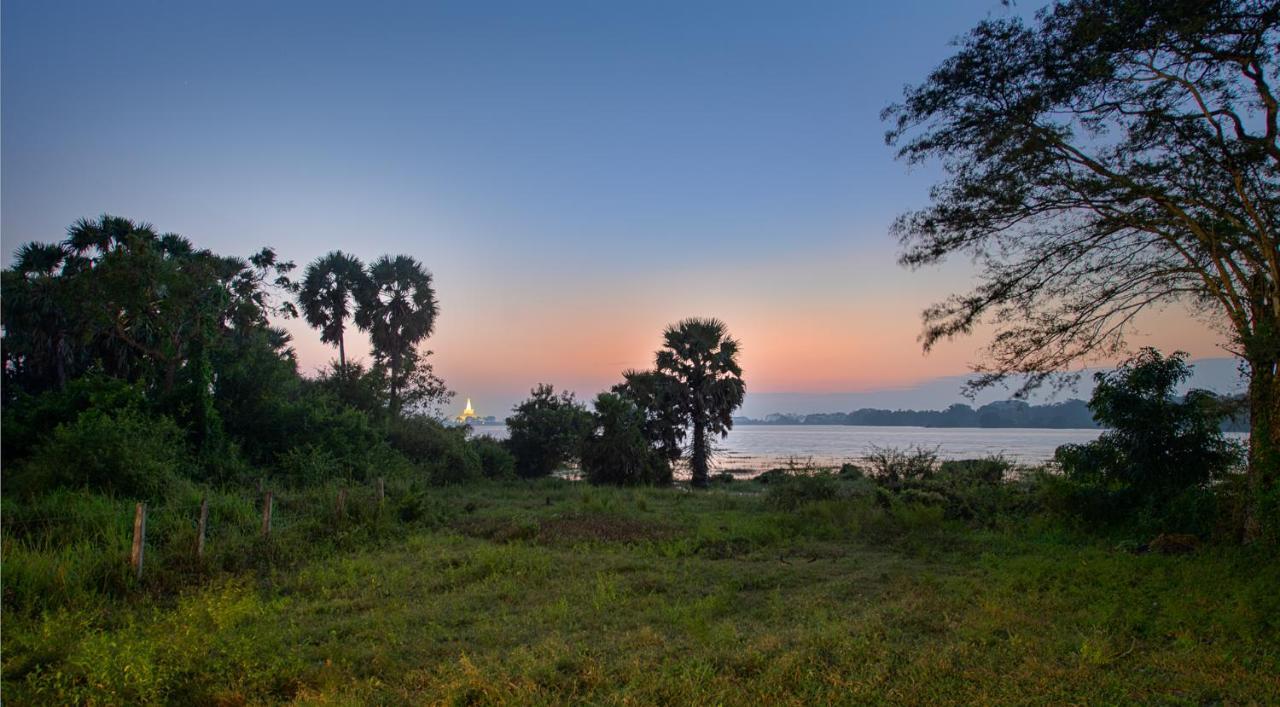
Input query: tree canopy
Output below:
<box><xmin>299</xmin><ymin>251</ymin><xmax>367</xmax><ymax>373</ymax></box>
<box><xmin>884</xmin><ymin>0</ymin><xmax>1279</xmax><ymax>531</ymax></box>
<box><xmin>355</xmin><ymin>255</ymin><xmax>439</xmax><ymax>417</ymax></box>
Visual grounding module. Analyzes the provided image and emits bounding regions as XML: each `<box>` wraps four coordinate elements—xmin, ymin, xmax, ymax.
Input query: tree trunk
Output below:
<box><xmin>389</xmin><ymin>350</ymin><xmax>402</xmax><ymax>420</ymax></box>
<box><xmin>338</xmin><ymin>333</ymin><xmax>346</xmax><ymax>376</ymax></box>
<box><xmin>53</xmin><ymin>332</ymin><xmax>67</xmax><ymax>390</ymax></box>
<box><xmin>691</xmin><ymin>414</ymin><xmax>708</xmax><ymax>488</ymax></box>
<box><xmin>1245</xmin><ymin>356</ymin><xmax>1280</xmax><ymax>541</ymax></box>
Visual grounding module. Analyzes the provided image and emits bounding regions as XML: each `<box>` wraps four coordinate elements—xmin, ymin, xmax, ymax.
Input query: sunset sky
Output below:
<box><xmin>1</xmin><ymin>0</ymin><xmax>1231</xmax><ymax>416</ymax></box>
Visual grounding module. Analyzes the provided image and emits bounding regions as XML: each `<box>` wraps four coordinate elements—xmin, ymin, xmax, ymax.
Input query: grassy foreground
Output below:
<box><xmin>3</xmin><ymin>480</ymin><xmax>1279</xmax><ymax>705</ymax></box>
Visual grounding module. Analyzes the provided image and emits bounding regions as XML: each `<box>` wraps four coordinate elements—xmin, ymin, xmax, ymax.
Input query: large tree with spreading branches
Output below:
<box><xmin>884</xmin><ymin>0</ymin><xmax>1279</xmax><ymax>536</ymax></box>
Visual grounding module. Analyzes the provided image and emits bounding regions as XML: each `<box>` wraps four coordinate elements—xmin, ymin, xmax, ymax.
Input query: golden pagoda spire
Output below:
<box><xmin>456</xmin><ymin>398</ymin><xmax>479</xmax><ymax>423</ymax></box>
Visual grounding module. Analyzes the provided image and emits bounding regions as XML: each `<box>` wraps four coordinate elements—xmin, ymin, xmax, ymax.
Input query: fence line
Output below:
<box><xmin>3</xmin><ymin>479</ymin><xmax>397</xmax><ymax>582</ymax></box>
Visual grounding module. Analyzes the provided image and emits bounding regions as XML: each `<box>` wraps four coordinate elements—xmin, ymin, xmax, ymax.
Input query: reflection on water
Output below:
<box><xmin>469</xmin><ymin>424</ymin><xmax>1110</xmax><ymax>470</ymax></box>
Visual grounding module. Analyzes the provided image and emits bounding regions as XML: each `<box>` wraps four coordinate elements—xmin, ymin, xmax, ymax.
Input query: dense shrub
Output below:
<box><xmin>838</xmin><ymin>462</ymin><xmax>865</xmax><ymax>480</ymax></box>
<box><xmin>865</xmin><ymin>445</ymin><xmax>939</xmax><ymax>487</ymax></box>
<box><xmin>1</xmin><ymin>376</ymin><xmax>149</xmax><ymax>463</ymax></box>
<box><xmin>505</xmin><ymin>384</ymin><xmax>592</xmax><ymax>478</ymax></box>
<box><xmin>937</xmin><ymin>456</ymin><xmax>1011</xmax><ymax>485</ymax></box>
<box><xmin>581</xmin><ymin>393</ymin><xmax>671</xmax><ymax>486</ymax></box>
<box><xmin>275</xmin><ymin>445</ymin><xmax>343</xmax><ymax>486</ymax></box>
<box><xmin>14</xmin><ymin>408</ymin><xmax>185</xmax><ymax>499</ymax></box>
<box><xmin>388</xmin><ymin>416</ymin><xmax>482</xmax><ymax>485</ymax></box>
<box><xmin>470</xmin><ymin>435</ymin><xmax>516</xmax><ymax>480</ymax></box>
<box><xmin>753</xmin><ymin>468</ymin><xmax>792</xmax><ymax>484</ymax></box>
<box><xmin>283</xmin><ymin>395</ymin><xmax>387</xmax><ymax>480</ymax></box>
<box><xmin>763</xmin><ymin>471</ymin><xmax>843</xmax><ymax>511</ymax></box>
<box><xmin>1052</xmin><ymin>349</ymin><xmax>1244</xmax><ymax>527</ymax></box>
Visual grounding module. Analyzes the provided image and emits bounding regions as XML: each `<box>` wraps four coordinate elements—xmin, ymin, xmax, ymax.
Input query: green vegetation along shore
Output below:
<box><xmin>4</xmin><ymin>480</ymin><xmax>1278</xmax><ymax>705</ymax></box>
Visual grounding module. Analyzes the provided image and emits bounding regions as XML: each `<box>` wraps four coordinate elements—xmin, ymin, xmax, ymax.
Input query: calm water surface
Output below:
<box><xmin>470</xmin><ymin>424</ymin><xmax>1107</xmax><ymax>469</ymax></box>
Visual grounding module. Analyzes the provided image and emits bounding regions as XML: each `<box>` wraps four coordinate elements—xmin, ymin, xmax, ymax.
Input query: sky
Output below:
<box><xmin>1</xmin><ymin>0</ymin><xmax>1235</xmax><ymax>417</ymax></box>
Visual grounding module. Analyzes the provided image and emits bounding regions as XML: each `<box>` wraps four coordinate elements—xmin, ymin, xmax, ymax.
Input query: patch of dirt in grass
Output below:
<box><xmin>697</xmin><ymin>537</ymin><xmax>756</xmax><ymax>559</ymax></box>
<box><xmin>451</xmin><ymin>517</ymin><xmax>538</xmax><ymax>543</ymax></box>
<box><xmin>537</xmin><ymin>514</ymin><xmax>680</xmax><ymax>544</ymax></box>
<box><xmin>452</xmin><ymin>514</ymin><xmax>680</xmax><ymax>545</ymax></box>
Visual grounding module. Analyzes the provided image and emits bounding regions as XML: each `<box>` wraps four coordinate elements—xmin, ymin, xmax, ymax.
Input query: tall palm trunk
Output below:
<box><xmin>53</xmin><ymin>331</ymin><xmax>67</xmax><ymax>389</ymax></box>
<box><xmin>691</xmin><ymin>398</ymin><xmax>709</xmax><ymax>488</ymax></box>
<box><xmin>338</xmin><ymin>333</ymin><xmax>346</xmax><ymax>376</ymax></box>
<box><xmin>389</xmin><ymin>349</ymin><xmax>402</xmax><ymax>419</ymax></box>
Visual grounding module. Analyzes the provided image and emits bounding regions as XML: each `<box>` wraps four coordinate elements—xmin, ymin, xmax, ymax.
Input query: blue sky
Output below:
<box><xmin>1</xmin><ymin>0</ymin><xmax>1229</xmax><ymax>415</ymax></box>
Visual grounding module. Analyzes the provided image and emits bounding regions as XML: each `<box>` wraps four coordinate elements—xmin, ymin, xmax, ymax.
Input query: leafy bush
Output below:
<box><xmin>937</xmin><ymin>456</ymin><xmax>1012</xmax><ymax>485</ymax></box>
<box><xmin>838</xmin><ymin>462</ymin><xmax>864</xmax><ymax>480</ymax></box>
<box><xmin>226</xmin><ymin>384</ymin><xmax>387</xmax><ymax>482</ymax></box>
<box><xmin>388</xmin><ymin>416</ymin><xmax>481</xmax><ymax>485</ymax></box>
<box><xmin>754</xmin><ymin>468</ymin><xmax>792</xmax><ymax>484</ymax></box>
<box><xmin>275</xmin><ymin>445</ymin><xmax>343</xmax><ymax>486</ymax></box>
<box><xmin>850</xmin><ymin>452</ymin><xmax>1031</xmax><ymax>524</ymax></box>
<box><xmin>763</xmin><ymin>472</ymin><xmax>842</xmax><ymax>511</ymax></box>
<box><xmin>898</xmin><ymin>488</ymin><xmax>948</xmax><ymax>508</ymax></box>
<box><xmin>1052</xmin><ymin>349</ymin><xmax>1244</xmax><ymax>526</ymax></box>
<box><xmin>1</xmin><ymin>376</ymin><xmax>149</xmax><ymax>463</ymax></box>
<box><xmin>470</xmin><ymin>435</ymin><xmax>516</xmax><ymax>480</ymax></box>
<box><xmin>865</xmin><ymin>445</ymin><xmax>939</xmax><ymax>487</ymax></box>
<box><xmin>581</xmin><ymin>393</ymin><xmax>671</xmax><ymax>486</ymax></box>
<box><xmin>15</xmin><ymin>408</ymin><xmax>185</xmax><ymax>499</ymax></box>
<box><xmin>505</xmin><ymin>384</ymin><xmax>592</xmax><ymax>478</ymax></box>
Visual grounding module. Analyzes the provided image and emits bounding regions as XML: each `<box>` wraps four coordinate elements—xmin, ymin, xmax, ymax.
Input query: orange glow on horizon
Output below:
<box><xmin>283</xmin><ymin>282</ymin><xmax>1230</xmax><ymax>409</ymax></box>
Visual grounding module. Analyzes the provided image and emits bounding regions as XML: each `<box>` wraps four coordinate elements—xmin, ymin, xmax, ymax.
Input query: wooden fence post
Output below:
<box><xmin>376</xmin><ymin>477</ymin><xmax>385</xmax><ymax>505</ymax></box>
<box><xmin>261</xmin><ymin>490</ymin><xmax>273</xmax><ymax>538</ymax></box>
<box><xmin>196</xmin><ymin>496</ymin><xmax>209</xmax><ymax>559</ymax></box>
<box><xmin>130</xmin><ymin>502</ymin><xmax>147</xmax><ymax>580</ymax></box>
<box><xmin>336</xmin><ymin>488</ymin><xmax>348</xmax><ymax>518</ymax></box>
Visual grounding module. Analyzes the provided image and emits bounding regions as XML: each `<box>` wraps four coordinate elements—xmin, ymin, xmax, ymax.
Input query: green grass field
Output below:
<box><xmin>4</xmin><ymin>480</ymin><xmax>1279</xmax><ymax>705</ymax></box>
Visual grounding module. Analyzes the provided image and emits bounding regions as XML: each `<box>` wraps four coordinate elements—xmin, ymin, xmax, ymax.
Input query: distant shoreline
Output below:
<box><xmin>731</xmin><ymin>421</ymin><xmax>1103</xmax><ymax>431</ymax></box>
<box><xmin>729</xmin><ymin>396</ymin><xmax>1249</xmax><ymax>432</ymax></box>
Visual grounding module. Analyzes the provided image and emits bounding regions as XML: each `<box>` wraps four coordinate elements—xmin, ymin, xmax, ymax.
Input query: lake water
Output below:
<box><xmin>469</xmin><ymin>424</ymin><xmax>1107</xmax><ymax>469</ymax></box>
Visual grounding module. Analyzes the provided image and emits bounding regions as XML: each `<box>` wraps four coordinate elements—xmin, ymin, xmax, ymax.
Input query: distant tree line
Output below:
<box><xmin>738</xmin><ymin>396</ymin><xmax>1250</xmax><ymax>431</ymax></box>
<box><xmin>738</xmin><ymin>400</ymin><xmax>1100</xmax><ymax>429</ymax></box>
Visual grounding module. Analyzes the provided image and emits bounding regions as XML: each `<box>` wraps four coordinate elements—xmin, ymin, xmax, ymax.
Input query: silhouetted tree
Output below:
<box><xmin>613</xmin><ymin>369</ymin><xmax>685</xmax><ymax>478</ymax></box>
<box><xmin>2</xmin><ymin>215</ymin><xmax>298</xmax><ymax>452</ymax></box>
<box><xmin>655</xmin><ymin>318</ymin><xmax>745</xmax><ymax>488</ymax></box>
<box><xmin>298</xmin><ymin>251</ymin><xmax>367</xmax><ymax>374</ymax></box>
<box><xmin>884</xmin><ymin>0</ymin><xmax>1280</xmax><ymax>537</ymax></box>
<box><xmin>582</xmin><ymin>392</ymin><xmax>670</xmax><ymax>485</ymax></box>
<box><xmin>2</xmin><ymin>243</ymin><xmax>75</xmax><ymax>392</ymax></box>
<box><xmin>505</xmin><ymin>384</ymin><xmax>592</xmax><ymax>478</ymax></box>
<box><xmin>1055</xmin><ymin>348</ymin><xmax>1242</xmax><ymax>516</ymax></box>
<box><xmin>355</xmin><ymin>255</ymin><xmax>438</xmax><ymax>418</ymax></box>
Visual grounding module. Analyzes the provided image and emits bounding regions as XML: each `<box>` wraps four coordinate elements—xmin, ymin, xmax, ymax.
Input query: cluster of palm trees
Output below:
<box><xmin>297</xmin><ymin>251</ymin><xmax>437</xmax><ymax>416</ymax></box>
<box><xmin>615</xmin><ymin>318</ymin><xmax>746</xmax><ymax>487</ymax></box>
<box><xmin>3</xmin><ymin>216</ymin><xmax>296</xmax><ymax>400</ymax></box>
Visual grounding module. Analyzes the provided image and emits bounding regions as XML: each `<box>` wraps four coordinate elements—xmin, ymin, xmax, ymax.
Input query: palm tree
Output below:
<box><xmin>2</xmin><ymin>243</ymin><xmax>73</xmax><ymax>389</ymax></box>
<box><xmin>655</xmin><ymin>318</ymin><xmax>745</xmax><ymax>488</ymax></box>
<box><xmin>354</xmin><ymin>255</ymin><xmax>438</xmax><ymax>417</ymax></box>
<box><xmin>64</xmin><ymin>215</ymin><xmax>156</xmax><ymax>256</ymax></box>
<box><xmin>298</xmin><ymin>251</ymin><xmax>367</xmax><ymax>374</ymax></box>
<box><xmin>13</xmin><ymin>242</ymin><xmax>68</xmax><ymax>277</ymax></box>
